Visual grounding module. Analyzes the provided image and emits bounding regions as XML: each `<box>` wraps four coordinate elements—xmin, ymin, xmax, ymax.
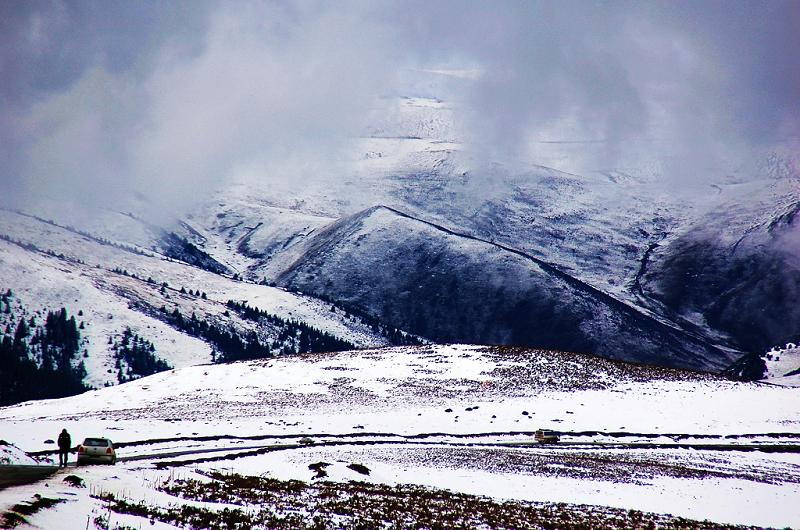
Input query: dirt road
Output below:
<box><xmin>0</xmin><ymin>465</ymin><xmax>57</xmax><ymax>490</ymax></box>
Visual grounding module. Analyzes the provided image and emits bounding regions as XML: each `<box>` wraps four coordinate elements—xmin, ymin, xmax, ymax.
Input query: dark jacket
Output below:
<box><xmin>57</xmin><ymin>431</ymin><xmax>71</xmax><ymax>450</ymax></box>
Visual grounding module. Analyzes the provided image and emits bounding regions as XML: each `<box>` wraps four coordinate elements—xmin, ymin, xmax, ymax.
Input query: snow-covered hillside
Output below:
<box><xmin>641</xmin><ymin>166</ymin><xmax>800</xmax><ymax>353</ymax></box>
<box><xmin>0</xmin><ymin>442</ymin><xmax>46</xmax><ymax>466</ymax></box>
<box><xmin>0</xmin><ymin>208</ymin><xmax>397</xmax><ymax>391</ymax></box>
<box><xmin>1</xmin><ymin>345</ymin><xmax>798</xmax><ymax>528</ymax></box>
<box><xmin>3</xmin><ymin>344</ymin><xmax>795</xmax><ymax>438</ymax></box>
<box><xmin>724</xmin><ymin>341</ymin><xmax>800</xmax><ymax>387</ymax></box>
<box><xmin>271</xmin><ymin>205</ymin><xmax>731</xmax><ymax>371</ymax></box>
<box><xmin>764</xmin><ymin>342</ymin><xmax>800</xmax><ymax>381</ymax></box>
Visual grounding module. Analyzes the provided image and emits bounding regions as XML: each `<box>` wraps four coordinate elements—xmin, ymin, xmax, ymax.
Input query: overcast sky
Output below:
<box><xmin>1</xmin><ymin>0</ymin><xmax>798</xmax><ymax>213</ymax></box>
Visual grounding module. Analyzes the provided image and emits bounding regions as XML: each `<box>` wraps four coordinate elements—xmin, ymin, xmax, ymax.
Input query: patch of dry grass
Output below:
<box><xmin>91</xmin><ymin>471</ymin><xmax>760</xmax><ymax>530</ymax></box>
<box><xmin>1</xmin><ymin>495</ymin><xmax>64</xmax><ymax>529</ymax></box>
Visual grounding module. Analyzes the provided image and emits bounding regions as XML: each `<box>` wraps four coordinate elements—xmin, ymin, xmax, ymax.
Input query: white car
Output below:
<box><xmin>77</xmin><ymin>437</ymin><xmax>117</xmax><ymax>465</ymax></box>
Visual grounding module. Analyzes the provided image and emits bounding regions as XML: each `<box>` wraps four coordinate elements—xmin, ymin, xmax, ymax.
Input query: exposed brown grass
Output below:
<box><xmin>91</xmin><ymin>471</ymin><xmax>760</xmax><ymax>530</ymax></box>
<box><xmin>0</xmin><ymin>495</ymin><xmax>64</xmax><ymax>529</ymax></box>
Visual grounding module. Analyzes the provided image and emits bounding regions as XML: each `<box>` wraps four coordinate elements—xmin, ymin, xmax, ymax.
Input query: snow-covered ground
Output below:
<box><xmin>0</xmin><ymin>443</ymin><xmax>48</xmax><ymax>466</ymax></box>
<box><xmin>4</xmin><ymin>344</ymin><xmax>797</xmax><ymax>440</ymax></box>
<box><xmin>1</xmin><ymin>345</ymin><xmax>798</xmax><ymax>528</ymax></box>
<box><xmin>221</xmin><ymin>444</ymin><xmax>800</xmax><ymax>529</ymax></box>
<box><xmin>764</xmin><ymin>343</ymin><xmax>800</xmax><ymax>383</ymax></box>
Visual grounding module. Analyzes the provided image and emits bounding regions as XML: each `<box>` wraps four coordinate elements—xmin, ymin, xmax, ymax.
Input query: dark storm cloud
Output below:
<box><xmin>0</xmin><ymin>0</ymin><xmax>212</xmax><ymax>211</ymax></box>
<box><xmin>0</xmin><ymin>1</ymin><xmax>209</xmax><ymax>104</ymax></box>
<box><xmin>1</xmin><ymin>0</ymin><xmax>797</xmax><ymax>213</ymax></box>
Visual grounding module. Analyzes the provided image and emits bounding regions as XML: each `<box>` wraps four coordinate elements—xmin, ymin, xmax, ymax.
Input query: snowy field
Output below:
<box><xmin>1</xmin><ymin>344</ymin><xmax>799</xmax><ymax>528</ymax></box>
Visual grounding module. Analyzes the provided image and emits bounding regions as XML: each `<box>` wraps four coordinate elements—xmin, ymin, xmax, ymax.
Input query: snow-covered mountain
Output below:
<box><xmin>157</xmin><ymin>96</ymin><xmax>797</xmax><ymax>372</ymax></box>
<box><xmin>1</xmin><ymin>91</ymin><xmax>798</xmax><ymax>395</ymax></box>
<box><xmin>269</xmin><ymin>204</ymin><xmax>729</xmax><ymax>371</ymax></box>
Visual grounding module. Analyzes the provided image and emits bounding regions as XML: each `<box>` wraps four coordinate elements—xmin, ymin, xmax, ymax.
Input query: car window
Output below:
<box><xmin>83</xmin><ymin>438</ymin><xmax>111</xmax><ymax>447</ymax></box>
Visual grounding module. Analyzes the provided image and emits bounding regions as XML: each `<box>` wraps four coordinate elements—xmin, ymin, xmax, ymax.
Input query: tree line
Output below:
<box><xmin>0</xmin><ymin>304</ymin><xmax>89</xmax><ymax>406</ymax></box>
<box><xmin>308</xmin><ymin>294</ymin><xmax>423</xmax><ymax>346</ymax></box>
<box><xmin>113</xmin><ymin>327</ymin><xmax>171</xmax><ymax>383</ymax></box>
<box><xmin>225</xmin><ymin>300</ymin><xmax>356</xmax><ymax>356</ymax></box>
<box><xmin>155</xmin><ymin>301</ymin><xmax>357</xmax><ymax>363</ymax></box>
<box><xmin>160</xmin><ymin>306</ymin><xmax>273</xmax><ymax>362</ymax></box>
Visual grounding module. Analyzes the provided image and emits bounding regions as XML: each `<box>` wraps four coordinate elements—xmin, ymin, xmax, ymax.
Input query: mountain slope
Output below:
<box><xmin>641</xmin><ymin>174</ymin><xmax>800</xmax><ymax>353</ymax></box>
<box><xmin>0</xmin><ymin>208</ymin><xmax>395</xmax><ymax>393</ymax></box>
<box><xmin>172</xmin><ymin>100</ymin><xmax>797</xmax><ymax>371</ymax></box>
<box><xmin>273</xmin><ymin>205</ymin><xmax>731</xmax><ymax>371</ymax></box>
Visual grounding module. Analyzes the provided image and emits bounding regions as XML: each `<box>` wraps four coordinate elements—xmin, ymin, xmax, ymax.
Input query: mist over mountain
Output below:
<box><xmin>3</xmin><ymin>2</ymin><xmax>798</xmax><ymax>208</ymax></box>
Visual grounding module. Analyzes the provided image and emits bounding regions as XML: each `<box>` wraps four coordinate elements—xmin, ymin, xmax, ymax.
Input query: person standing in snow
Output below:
<box><xmin>57</xmin><ymin>428</ymin><xmax>71</xmax><ymax>467</ymax></box>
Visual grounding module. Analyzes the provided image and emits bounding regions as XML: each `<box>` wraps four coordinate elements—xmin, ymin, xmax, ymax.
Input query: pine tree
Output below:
<box><xmin>12</xmin><ymin>318</ymin><xmax>30</xmax><ymax>358</ymax></box>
